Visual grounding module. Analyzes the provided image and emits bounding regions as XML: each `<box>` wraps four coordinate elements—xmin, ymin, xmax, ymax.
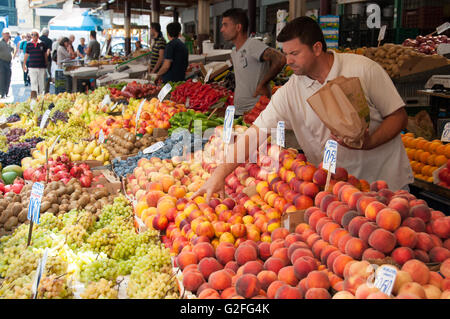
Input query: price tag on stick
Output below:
<box><xmin>158</xmin><ymin>83</ymin><xmax>172</xmax><ymax>102</ymax></box>
<box><xmin>276</xmin><ymin>121</ymin><xmax>285</xmax><ymax>147</ymax></box>
<box><xmin>134</xmin><ymin>99</ymin><xmax>146</xmax><ymax>135</ymax></box>
<box><xmin>110</xmin><ymin>102</ymin><xmax>119</xmax><ymax>111</ymax></box>
<box><xmin>40</xmin><ymin>110</ymin><xmax>51</xmax><ymax>130</ymax></box>
<box><xmin>204</xmin><ymin>68</ymin><xmax>213</xmax><ymax>83</ymax></box>
<box><xmin>101</xmin><ymin>94</ymin><xmax>111</xmax><ymax>107</ymax></box>
<box><xmin>373</xmin><ymin>265</ymin><xmax>397</xmax><ymax>296</ymax></box>
<box><xmin>98</xmin><ymin>129</ymin><xmax>105</xmax><ymax>143</ymax></box>
<box><xmin>223</xmin><ymin>105</ymin><xmax>235</xmax><ymax>159</ymax></box>
<box><xmin>441</xmin><ymin>123</ymin><xmax>450</xmax><ymax>143</ymax></box>
<box><xmin>323</xmin><ymin>140</ymin><xmax>338</xmax><ymax>192</ymax></box>
<box><xmin>437</xmin><ymin>22</ymin><xmax>450</xmax><ymax>35</ymax></box>
<box><xmin>27</xmin><ymin>182</ymin><xmax>45</xmax><ymax>247</ymax></box>
<box><xmin>377</xmin><ymin>25</ymin><xmax>387</xmax><ymax>46</ymax></box>
<box><xmin>143</xmin><ymin>141</ymin><xmax>164</xmax><ymax>154</ymax></box>
<box><xmin>48</xmin><ymin>135</ymin><xmax>61</xmax><ymax>155</ymax></box>
<box><xmin>31</xmin><ymin>248</ymin><xmax>49</xmax><ymax>299</ymax></box>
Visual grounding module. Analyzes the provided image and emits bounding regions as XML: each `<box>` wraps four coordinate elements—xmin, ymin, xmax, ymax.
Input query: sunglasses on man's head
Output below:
<box><xmin>32</xmin><ymin>33</ymin><xmax>38</xmax><ymax>36</ymax></box>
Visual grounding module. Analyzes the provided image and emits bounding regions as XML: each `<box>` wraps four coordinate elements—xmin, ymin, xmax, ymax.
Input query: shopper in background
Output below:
<box><xmin>85</xmin><ymin>31</ymin><xmax>100</xmax><ymax>60</ymax></box>
<box><xmin>40</xmin><ymin>28</ymin><xmax>53</xmax><ymax>93</ymax></box>
<box><xmin>57</xmin><ymin>37</ymin><xmax>75</xmax><ymax>69</ymax></box>
<box><xmin>0</xmin><ymin>28</ymin><xmax>15</xmax><ymax>99</ymax></box>
<box><xmin>13</xmin><ymin>33</ymin><xmax>24</xmax><ymax>59</ymax></box>
<box><xmin>77</xmin><ymin>37</ymin><xmax>86</xmax><ymax>58</ymax></box>
<box><xmin>69</xmin><ymin>34</ymin><xmax>76</xmax><ymax>52</ymax></box>
<box><xmin>155</xmin><ymin>22</ymin><xmax>188</xmax><ymax>83</ymax></box>
<box><xmin>17</xmin><ymin>33</ymin><xmax>30</xmax><ymax>86</ymax></box>
<box><xmin>193</xmin><ymin>17</ymin><xmax>413</xmax><ymax>201</ymax></box>
<box><xmin>23</xmin><ymin>29</ymin><xmax>49</xmax><ymax>98</ymax></box>
<box><xmin>13</xmin><ymin>32</ymin><xmax>21</xmax><ymax>48</ymax></box>
<box><xmin>220</xmin><ymin>8</ymin><xmax>286</xmax><ymax>115</ymax></box>
<box><xmin>149</xmin><ymin>22</ymin><xmax>166</xmax><ymax>74</ymax></box>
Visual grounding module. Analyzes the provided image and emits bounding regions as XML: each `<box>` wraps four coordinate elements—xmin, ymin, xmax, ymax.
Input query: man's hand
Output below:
<box><xmin>23</xmin><ymin>65</ymin><xmax>27</xmax><ymax>72</ymax></box>
<box><xmin>331</xmin><ymin>129</ymin><xmax>372</xmax><ymax>150</ymax></box>
<box><xmin>253</xmin><ymin>84</ymin><xmax>270</xmax><ymax>98</ymax></box>
<box><xmin>191</xmin><ymin>170</ymin><xmax>226</xmax><ymax>203</ymax></box>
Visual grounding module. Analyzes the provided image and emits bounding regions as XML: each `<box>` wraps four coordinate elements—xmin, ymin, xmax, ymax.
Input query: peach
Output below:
<box><xmin>429</xmin><ymin>247</ymin><xmax>450</xmax><ymax>263</ymax></box>
<box><xmin>441</xmin><ymin>290</ymin><xmax>450</xmax><ymax>299</ymax></box>
<box><xmin>362</xmin><ymin>248</ymin><xmax>386</xmax><ymax>260</ymax></box>
<box><xmin>320</xmin><ymin>245</ymin><xmax>339</xmax><ymax>265</ymax></box>
<box><xmin>311</xmin><ymin>240</ymin><xmax>329</xmax><ymax>259</ymax></box>
<box><xmin>182</xmin><ymin>264</ymin><xmax>199</xmax><ymax>275</ymax></box>
<box><xmin>225</xmin><ymin>261</ymin><xmax>239</xmax><ymax>273</ymax></box>
<box><xmin>342</xmin><ymin>275</ymin><xmax>366</xmax><ymax>294</ymax></box>
<box><xmin>275</xmin><ymin>285</ymin><xmax>303</xmax><ymax>299</ymax></box>
<box><xmin>394</xmin><ymin>226</ymin><xmax>417</xmax><ymax>248</ymax></box>
<box><xmin>193</xmin><ymin>242</ymin><xmax>215</xmax><ymax>261</ymax></box>
<box><xmin>304</xmin><ymin>288</ymin><xmax>331</xmax><ymax>299</ymax></box>
<box><xmin>302</xmin><ymin>182</ymin><xmax>319</xmax><ymax>198</ymax></box>
<box><xmin>332</xmin><ymin>291</ymin><xmax>356</xmax><ymax>299</ymax></box>
<box><xmin>333</xmin><ymin>181</ymin><xmax>349</xmax><ymax>196</ymax></box>
<box><xmin>319</xmin><ymin>194</ymin><xmax>338</xmax><ymax>212</ymax></box>
<box><xmin>414</xmin><ymin>249</ymin><xmax>430</xmax><ymax>263</ymax></box>
<box><xmin>256</xmin><ymin>270</ymin><xmax>277</xmax><ymax>291</ymax></box>
<box><xmin>198</xmin><ymin>257</ymin><xmax>223</xmax><ymax>280</ymax></box>
<box><xmin>278</xmin><ymin>266</ymin><xmax>298</xmax><ymax>286</ymax></box>
<box><xmin>329</xmin><ymin>229</ymin><xmax>349</xmax><ymax>248</ymax></box>
<box><xmin>409</xmin><ymin>204</ymin><xmax>431</xmax><ymax>223</ymax></box>
<box><xmin>293</xmin><ymin>195</ymin><xmax>314</xmax><ymax>210</ymax></box>
<box><xmin>340</xmin><ymin>186</ymin><xmax>359</xmax><ymax>204</ymax></box>
<box><xmin>258</xmin><ymin>242</ymin><xmax>271</xmax><ymax>261</ymax></box>
<box><xmin>402</xmin><ymin>217</ymin><xmax>426</xmax><ymax>233</ymax></box>
<box><xmin>376</xmin><ymin>208</ymin><xmax>402</xmax><ymax>232</ymax></box>
<box><xmin>242</xmin><ymin>260</ymin><xmax>264</xmax><ymax>276</ymax></box>
<box><xmin>272</xmin><ymin>247</ymin><xmax>289</xmax><ymax>266</ymax></box>
<box><xmin>332</xmin><ymin>205</ymin><xmax>351</xmax><ymax>225</ymax></box>
<box><xmin>348</xmin><ymin>216</ymin><xmax>369</xmax><ymax>237</ymax></box>
<box><xmin>364</xmin><ymin>201</ymin><xmax>387</xmax><ymax>221</ymax></box>
<box><xmin>235</xmin><ymin>274</ymin><xmax>261</xmax><ymax>298</ymax></box>
<box><xmin>284</xmin><ymin>233</ymin><xmax>303</xmax><ymax>247</ymax></box>
<box><xmin>431</xmin><ymin>217</ymin><xmax>450</xmax><ymax>239</ymax></box>
<box><xmin>183</xmin><ymin>270</ymin><xmax>205</xmax><ymax>293</ymax></box>
<box><xmin>326</xmin><ymin>201</ymin><xmax>343</xmax><ymax>217</ymax></box>
<box><xmin>428</xmin><ymin>271</ymin><xmax>443</xmax><ymax>289</ymax></box>
<box><xmin>395</xmin><ymin>293</ymin><xmax>420</xmax><ymax>299</ymax></box>
<box><xmin>398</xmin><ymin>282</ymin><xmax>426</xmax><ymax>299</ymax></box>
<box><xmin>208</xmin><ymin>270</ymin><xmax>232</xmax><ymax>291</ymax></box>
<box><xmin>288</xmin><ymin>242</ymin><xmax>309</xmax><ymax>259</ymax></box>
<box><xmin>345</xmin><ymin>238</ymin><xmax>367</xmax><ymax>260</ymax></box>
<box><xmin>347</xmin><ymin>260</ymin><xmax>374</xmax><ymax>279</ymax></box>
<box><xmin>366</xmin><ymin>291</ymin><xmax>390</xmax><ymax>299</ymax></box>
<box><xmin>440</xmin><ymin>258</ymin><xmax>450</xmax><ymax>278</ymax></box>
<box><xmin>264</xmin><ymin>257</ymin><xmax>284</xmax><ymax>275</ymax></box>
<box><xmin>152</xmin><ymin>213</ymin><xmax>169</xmax><ymax>231</ymax></box>
<box><xmin>315</xmin><ymin>218</ymin><xmax>334</xmax><ymax>235</ymax></box>
<box><xmin>402</xmin><ymin>259</ymin><xmax>430</xmax><ymax>285</ymax></box>
<box><xmin>221</xmin><ymin>286</ymin><xmax>237</xmax><ymax>299</ymax></box>
<box><xmin>267</xmin><ymin>280</ymin><xmax>287</xmax><ymax>299</ymax></box>
<box><xmin>196</xmin><ymin>281</ymin><xmax>213</xmax><ymax>296</ymax></box>
<box><xmin>215</xmin><ymin>242</ymin><xmax>236</xmax><ymax>265</ymax></box>
<box><xmin>415</xmin><ymin>232</ymin><xmax>434</xmax><ymax>252</ymax></box>
<box><xmin>388</xmin><ymin>197</ymin><xmax>410</xmax><ymax>221</ymax></box>
<box><xmin>391</xmin><ymin>247</ymin><xmax>415</xmax><ymax>265</ymax></box>
<box><xmin>333</xmin><ymin>254</ymin><xmax>355</xmax><ymax>278</ymax></box>
<box><xmin>355</xmin><ymin>283</ymin><xmax>380</xmax><ymax>299</ymax></box>
<box><xmin>342</xmin><ymin>211</ymin><xmax>360</xmax><ymax>231</ymax></box>
<box><xmin>443</xmin><ymin>279</ymin><xmax>450</xmax><ymax>291</ymax></box>
<box><xmin>326</xmin><ymin>251</ymin><xmax>342</xmax><ymax>271</ymax></box>
<box><xmin>348</xmin><ymin>192</ymin><xmax>364</xmax><ymax>210</ymax></box>
<box><xmin>392</xmin><ymin>270</ymin><xmax>413</xmax><ymax>295</ymax></box>
<box><xmin>305</xmin><ymin>270</ymin><xmax>330</xmax><ymax>290</ymax></box>
<box><xmin>445</xmin><ymin>239</ymin><xmax>450</xmax><ymax>250</ymax></box>
<box><xmin>370</xmin><ymin>180</ymin><xmax>388</xmax><ymax>192</ymax></box>
<box><xmin>198</xmin><ymin>288</ymin><xmax>220</xmax><ymax>299</ymax></box>
<box><xmin>358</xmin><ymin>222</ymin><xmax>378</xmax><ymax>245</ymax></box>
<box><xmin>293</xmin><ymin>256</ymin><xmax>318</xmax><ymax>280</ymax></box>
<box><xmin>320</xmin><ymin>222</ymin><xmax>341</xmax><ymax>243</ymax></box>
<box><xmin>314</xmin><ymin>191</ymin><xmax>330</xmax><ymax>208</ymax></box>
<box><xmin>176</xmin><ymin>251</ymin><xmax>198</xmax><ymax>270</ymax></box>
<box><xmin>430</xmin><ymin>234</ymin><xmax>443</xmax><ymax>248</ymax></box>
<box><xmin>290</xmin><ymin>248</ymin><xmax>314</xmax><ymax>265</ymax></box>
<box><xmin>357</xmin><ymin>196</ymin><xmax>377</xmax><ymax>215</ymax></box>
<box><xmin>368</xmin><ymin>228</ymin><xmax>397</xmax><ymax>254</ymax></box>
<box><xmin>270</xmin><ymin>239</ymin><xmax>286</xmax><ymax>255</ymax></box>
<box><xmin>423</xmin><ymin>284</ymin><xmax>442</xmax><ymax>299</ymax></box>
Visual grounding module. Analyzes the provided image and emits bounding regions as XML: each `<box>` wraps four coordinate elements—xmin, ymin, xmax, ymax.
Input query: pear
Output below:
<box><xmin>92</xmin><ymin>146</ymin><xmax>102</xmax><ymax>158</ymax></box>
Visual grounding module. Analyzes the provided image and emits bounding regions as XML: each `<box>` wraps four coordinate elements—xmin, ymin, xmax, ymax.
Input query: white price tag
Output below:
<box><xmin>226</xmin><ymin>60</ymin><xmax>232</xmax><ymax>68</ymax></box>
<box><xmin>98</xmin><ymin>129</ymin><xmax>105</xmax><ymax>143</ymax></box>
<box><xmin>437</xmin><ymin>22</ymin><xmax>450</xmax><ymax>34</ymax></box>
<box><xmin>122</xmin><ymin>104</ymin><xmax>125</xmax><ymax>116</ymax></box>
<box><xmin>158</xmin><ymin>83</ymin><xmax>172</xmax><ymax>102</ymax></box>
<box><xmin>39</xmin><ymin>110</ymin><xmax>51</xmax><ymax>130</ymax></box>
<box><xmin>121</xmin><ymin>85</ymin><xmax>127</xmax><ymax>92</ymax></box>
<box><xmin>374</xmin><ymin>265</ymin><xmax>397</xmax><ymax>296</ymax></box>
<box><xmin>204</xmin><ymin>69</ymin><xmax>213</xmax><ymax>83</ymax></box>
<box><xmin>143</xmin><ymin>141</ymin><xmax>164</xmax><ymax>154</ymax></box>
<box><xmin>276</xmin><ymin>121</ymin><xmax>285</xmax><ymax>147</ymax></box>
<box><xmin>441</xmin><ymin>122</ymin><xmax>450</xmax><ymax>142</ymax></box>
<box><xmin>134</xmin><ymin>99</ymin><xmax>146</xmax><ymax>134</ymax></box>
<box><xmin>185</xmin><ymin>97</ymin><xmax>190</xmax><ymax>108</ymax></box>
<box><xmin>48</xmin><ymin>135</ymin><xmax>61</xmax><ymax>155</ymax></box>
<box><xmin>27</xmin><ymin>182</ymin><xmax>44</xmax><ymax>224</ymax></box>
<box><xmin>31</xmin><ymin>248</ymin><xmax>49</xmax><ymax>299</ymax></box>
<box><xmin>323</xmin><ymin>140</ymin><xmax>338</xmax><ymax>174</ymax></box>
<box><xmin>0</xmin><ymin>116</ymin><xmax>7</xmax><ymax>124</ymax></box>
<box><xmin>30</xmin><ymin>99</ymin><xmax>37</xmax><ymax>112</ymax></box>
<box><xmin>110</xmin><ymin>102</ymin><xmax>119</xmax><ymax>111</ymax></box>
<box><xmin>223</xmin><ymin>105</ymin><xmax>235</xmax><ymax>144</ymax></box>
<box><xmin>101</xmin><ymin>94</ymin><xmax>111</xmax><ymax>107</ymax></box>
<box><xmin>378</xmin><ymin>25</ymin><xmax>387</xmax><ymax>42</ymax></box>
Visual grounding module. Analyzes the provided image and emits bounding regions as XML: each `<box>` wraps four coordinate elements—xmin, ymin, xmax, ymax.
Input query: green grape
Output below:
<box><xmin>37</xmin><ymin>274</ymin><xmax>73</xmax><ymax>299</ymax></box>
<box><xmin>79</xmin><ymin>258</ymin><xmax>119</xmax><ymax>283</ymax></box>
<box><xmin>80</xmin><ymin>278</ymin><xmax>118</xmax><ymax>299</ymax></box>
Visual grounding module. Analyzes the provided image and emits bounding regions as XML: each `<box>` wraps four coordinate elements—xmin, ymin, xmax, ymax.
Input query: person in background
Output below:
<box><xmin>77</xmin><ymin>37</ymin><xmax>86</xmax><ymax>58</ymax></box>
<box><xmin>0</xmin><ymin>28</ymin><xmax>15</xmax><ymax>99</ymax></box>
<box><xmin>19</xmin><ymin>33</ymin><xmax>31</xmax><ymax>86</ymax></box>
<box><xmin>155</xmin><ymin>22</ymin><xmax>187</xmax><ymax>83</ymax></box>
<box><xmin>13</xmin><ymin>33</ymin><xmax>24</xmax><ymax>59</ymax></box>
<box><xmin>23</xmin><ymin>29</ymin><xmax>49</xmax><ymax>98</ymax></box>
<box><xmin>69</xmin><ymin>34</ymin><xmax>76</xmax><ymax>52</ymax></box>
<box><xmin>13</xmin><ymin>32</ymin><xmax>21</xmax><ymax>48</ymax></box>
<box><xmin>40</xmin><ymin>28</ymin><xmax>53</xmax><ymax>93</ymax></box>
<box><xmin>149</xmin><ymin>22</ymin><xmax>166</xmax><ymax>74</ymax></box>
<box><xmin>84</xmin><ymin>31</ymin><xmax>100</xmax><ymax>60</ymax></box>
<box><xmin>57</xmin><ymin>37</ymin><xmax>75</xmax><ymax>68</ymax></box>
<box><xmin>220</xmin><ymin>8</ymin><xmax>286</xmax><ymax>115</ymax></box>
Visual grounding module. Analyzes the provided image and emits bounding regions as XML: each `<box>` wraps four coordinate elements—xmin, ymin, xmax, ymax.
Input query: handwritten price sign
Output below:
<box><xmin>323</xmin><ymin>140</ymin><xmax>338</xmax><ymax>174</ymax></box>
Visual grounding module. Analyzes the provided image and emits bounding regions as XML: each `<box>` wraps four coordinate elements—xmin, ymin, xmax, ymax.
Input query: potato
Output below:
<box><xmin>59</xmin><ymin>204</ymin><xmax>69</xmax><ymax>212</ymax></box>
<box><xmin>51</xmin><ymin>203</ymin><xmax>59</xmax><ymax>211</ymax></box>
<box><xmin>78</xmin><ymin>195</ymin><xmax>90</xmax><ymax>207</ymax></box>
<box><xmin>56</xmin><ymin>187</ymin><xmax>66</xmax><ymax>197</ymax></box>
<box><xmin>40</xmin><ymin>201</ymin><xmax>52</xmax><ymax>213</ymax></box>
<box><xmin>18</xmin><ymin>209</ymin><xmax>27</xmax><ymax>223</ymax></box>
<box><xmin>0</xmin><ymin>210</ymin><xmax>14</xmax><ymax>224</ymax></box>
<box><xmin>11</xmin><ymin>203</ymin><xmax>23</xmax><ymax>216</ymax></box>
<box><xmin>4</xmin><ymin>216</ymin><xmax>18</xmax><ymax>231</ymax></box>
<box><xmin>46</xmin><ymin>208</ymin><xmax>56</xmax><ymax>215</ymax></box>
<box><xmin>12</xmin><ymin>194</ymin><xmax>21</xmax><ymax>203</ymax></box>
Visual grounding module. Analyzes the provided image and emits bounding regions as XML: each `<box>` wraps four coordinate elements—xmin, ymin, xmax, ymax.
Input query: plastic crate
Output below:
<box><xmin>403</xmin><ymin>0</ymin><xmax>444</xmax><ymax>10</ymax></box>
<box><xmin>403</xmin><ymin>7</ymin><xmax>444</xmax><ymax>29</ymax></box>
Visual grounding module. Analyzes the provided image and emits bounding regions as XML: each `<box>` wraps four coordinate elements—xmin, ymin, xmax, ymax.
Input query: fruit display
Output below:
<box><xmin>109</xmin><ymin>81</ymin><xmax>161</xmax><ymax>100</ymax></box>
<box><xmin>105</xmin><ymin>128</ymin><xmax>167</xmax><ymax>159</ymax></box>
<box><xmin>401</xmin><ymin>133</ymin><xmax>449</xmax><ymax>183</ymax></box>
<box><xmin>0</xmin><ymin>196</ymin><xmax>177</xmax><ymax>299</ymax></box>
<box><xmin>244</xmin><ymin>95</ymin><xmax>270</xmax><ymax>125</ymax></box>
<box><xmin>170</xmin><ymin>80</ymin><xmax>233</xmax><ymax>112</ymax></box>
<box><xmin>403</xmin><ymin>35</ymin><xmax>449</xmax><ymax>55</ymax></box>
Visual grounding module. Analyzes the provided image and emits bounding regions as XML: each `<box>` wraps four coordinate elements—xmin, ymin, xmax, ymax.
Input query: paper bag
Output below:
<box><xmin>307</xmin><ymin>76</ymin><xmax>370</xmax><ymax>149</ymax></box>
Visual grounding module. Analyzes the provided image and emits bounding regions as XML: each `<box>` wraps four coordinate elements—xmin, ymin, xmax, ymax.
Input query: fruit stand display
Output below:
<box><xmin>0</xmin><ymin>74</ymin><xmax>448</xmax><ymax>301</ymax></box>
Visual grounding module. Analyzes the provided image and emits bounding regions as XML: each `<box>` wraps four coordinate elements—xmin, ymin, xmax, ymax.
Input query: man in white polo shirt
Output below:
<box><xmin>194</xmin><ymin>16</ymin><xmax>413</xmax><ymax>200</ymax></box>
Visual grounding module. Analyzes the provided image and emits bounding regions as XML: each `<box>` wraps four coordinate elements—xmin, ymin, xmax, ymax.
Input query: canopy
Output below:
<box><xmin>49</xmin><ymin>8</ymin><xmax>103</xmax><ymax>31</ymax></box>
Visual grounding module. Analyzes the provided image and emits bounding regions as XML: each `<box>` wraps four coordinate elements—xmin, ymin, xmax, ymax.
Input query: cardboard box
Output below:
<box><xmin>281</xmin><ymin>210</ymin><xmax>306</xmax><ymax>233</ymax></box>
<box><xmin>399</xmin><ymin>55</ymin><xmax>449</xmax><ymax>77</ymax></box>
<box><xmin>153</xmin><ymin>128</ymin><xmax>168</xmax><ymax>138</ymax></box>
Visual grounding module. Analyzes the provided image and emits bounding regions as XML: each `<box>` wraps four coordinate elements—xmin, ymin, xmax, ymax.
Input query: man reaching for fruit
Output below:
<box><xmin>220</xmin><ymin>9</ymin><xmax>286</xmax><ymax>116</ymax></box>
<box><xmin>194</xmin><ymin>16</ymin><xmax>413</xmax><ymax>201</ymax></box>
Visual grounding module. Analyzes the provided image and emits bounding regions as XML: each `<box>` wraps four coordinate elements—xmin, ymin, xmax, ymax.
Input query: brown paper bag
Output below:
<box><xmin>307</xmin><ymin>76</ymin><xmax>370</xmax><ymax>149</ymax></box>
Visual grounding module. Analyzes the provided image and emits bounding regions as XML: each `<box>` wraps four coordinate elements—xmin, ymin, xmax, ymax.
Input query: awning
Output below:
<box><xmin>48</xmin><ymin>8</ymin><xmax>103</xmax><ymax>31</ymax></box>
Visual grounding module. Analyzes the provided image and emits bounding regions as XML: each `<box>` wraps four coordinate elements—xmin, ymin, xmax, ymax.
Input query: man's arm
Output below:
<box><xmin>152</xmin><ymin>49</ymin><xmax>165</xmax><ymax>73</ymax></box>
<box><xmin>254</xmin><ymin>48</ymin><xmax>286</xmax><ymax>97</ymax></box>
<box><xmin>23</xmin><ymin>53</ymin><xmax>29</xmax><ymax>71</ymax></box>
<box><xmin>192</xmin><ymin>125</ymin><xmax>269</xmax><ymax>202</ymax></box>
<box><xmin>156</xmin><ymin>59</ymin><xmax>172</xmax><ymax>80</ymax></box>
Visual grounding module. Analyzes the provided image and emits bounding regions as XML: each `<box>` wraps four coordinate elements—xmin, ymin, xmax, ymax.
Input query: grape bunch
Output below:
<box><xmin>37</xmin><ymin>275</ymin><xmax>73</xmax><ymax>299</ymax></box>
<box><xmin>80</xmin><ymin>279</ymin><xmax>118</xmax><ymax>299</ymax></box>
<box><xmin>6</xmin><ymin>114</ymin><xmax>20</xmax><ymax>123</ymax></box>
<box><xmin>24</xmin><ymin>137</ymin><xmax>44</xmax><ymax>148</ymax></box>
<box><xmin>0</xmin><ymin>143</ymin><xmax>31</xmax><ymax>166</ymax></box>
<box><xmin>0</xmin><ymin>274</ymin><xmax>33</xmax><ymax>299</ymax></box>
<box><xmin>127</xmin><ymin>267</ymin><xmax>179</xmax><ymax>299</ymax></box>
<box><xmin>6</xmin><ymin>128</ymin><xmax>26</xmax><ymax>143</ymax></box>
<box><xmin>79</xmin><ymin>258</ymin><xmax>119</xmax><ymax>283</ymax></box>
<box><xmin>50</xmin><ymin>110</ymin><xmax>69</xmax><ymax>123</ymax></box>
